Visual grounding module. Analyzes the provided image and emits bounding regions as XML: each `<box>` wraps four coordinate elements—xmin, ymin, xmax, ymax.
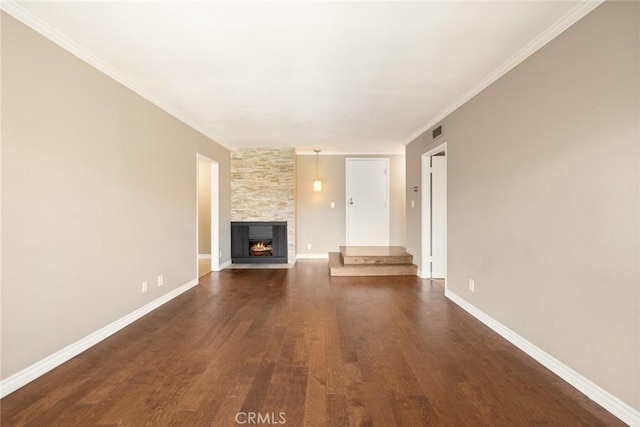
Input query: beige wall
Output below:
<box><xmin>296</xmin><ymin>154</ymin><xmax>405</xmax><ymax>255</ymax></box>
<box><xmin>231</xmin><ymin>148</ymin><xmax>296</xmax><ymax>261</ymax></box>
<box><xmin>406</xmin><ymin>2</ymin><xmax>639</xmax><ymax>410</ymax></box>
<box><xmin>197</xmin><ymin>159</ymin><xmax>211</xmax><ymax>254</ymax></box>
<box><xmin>1</xmin><ymin>13</ymin><xmax>231</xmax><ymax>379</ymax></box>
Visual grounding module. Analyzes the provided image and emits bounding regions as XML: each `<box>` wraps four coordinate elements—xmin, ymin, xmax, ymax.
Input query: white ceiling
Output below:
<box><xmin>5</xmin><ymin>1</ymin><xmax>595</xmax><ymax>153</ymax></box>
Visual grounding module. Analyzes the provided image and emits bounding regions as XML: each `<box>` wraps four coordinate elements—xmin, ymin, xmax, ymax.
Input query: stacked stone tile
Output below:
<box><xmin>231</xmin><ymin>148</ymin><xmax>296</xmax><ymax>262</ymax></box>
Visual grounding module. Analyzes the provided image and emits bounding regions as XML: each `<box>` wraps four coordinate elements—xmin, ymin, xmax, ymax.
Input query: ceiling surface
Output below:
<box><xmin>5</xmin><ymin>1</ymin><xmax>592</xmax><ymax>153</ymax></box>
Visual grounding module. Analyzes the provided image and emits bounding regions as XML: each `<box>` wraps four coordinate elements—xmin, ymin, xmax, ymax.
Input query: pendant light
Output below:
<box><xmin>313</xmin><ymin>149</ymin><xmax>322</xmax><ymax>192</ymax></box>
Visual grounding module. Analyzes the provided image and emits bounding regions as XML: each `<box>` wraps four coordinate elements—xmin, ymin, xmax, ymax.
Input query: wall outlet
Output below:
<box><xmin>157</xmin><ymin>275</ymin><xmax>163</xmax><ymax>287</ymax></box>
<box><xmin>219</xmin><ymin>250</ymin><xmax>223</xmax><ymax>259</ymax></box>
<box><xmin>469</xmin><ymin>279</ymin><xmax>475</xmax><ymax>292</ymax></box>
<box><xmin>307</xmin><ymin>243</ymin><xmax>312</xmax><ymax>250</ymax></box>
<box><xmin>142</xmin><ymin>281</ymin><xmax>148</xmax><ymax>293</ymax></box>
<box><xmin>411</xmin><ymin>200</ymin><xmax>415</xmax><ymax>208</ymax></box>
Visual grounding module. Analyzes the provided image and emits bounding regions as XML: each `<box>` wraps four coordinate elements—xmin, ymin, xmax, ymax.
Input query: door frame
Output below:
<box><xmin>345</xmin><ymin>157</ymin><xmax>390</xmax><ymax>246</ymax></box>
<box><xmin>196</xmin><ymin>154</ymin><xmax>220</xmax><ymax>273</ymax></box>
<box><xmin>421</xmin><ymin>143</ymin><xmax>447</xmax><ymax>280</ymax></box>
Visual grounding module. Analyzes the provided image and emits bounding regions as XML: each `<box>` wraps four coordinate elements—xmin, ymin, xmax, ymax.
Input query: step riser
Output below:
<box><xmin>341</xmin><ymin>255</ymin><xmax>413</xmax><ymax>265</ymax></box>
<box><xmin>329</xmin><ymin>252</ymin><xmax>417</xmax><ymax>277</ymax></box>
<box><xmin>339</xmin><ymin>246</ymin><xmax>413</xmax><ymax>266</ymax></box>
<box><xmin>330</xmin><ymin>268</ymin><xmax>418</xmax><ymax>277</ymax></box>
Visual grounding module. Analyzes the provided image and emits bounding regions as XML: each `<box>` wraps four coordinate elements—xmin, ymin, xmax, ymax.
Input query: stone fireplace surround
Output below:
<box><xmin>231</xmin><ymin>148</ymin><xmax>295</xmax><ymax>262</ymax></box>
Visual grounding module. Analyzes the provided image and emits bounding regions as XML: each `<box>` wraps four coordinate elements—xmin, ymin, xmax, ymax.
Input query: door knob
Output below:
<box><xmin>348</xmin><ymin>198</ymin><xmax>354</xmax><ymax>205</ymax></box>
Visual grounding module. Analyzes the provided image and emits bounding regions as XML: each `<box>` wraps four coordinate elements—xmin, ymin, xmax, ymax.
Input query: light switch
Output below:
<box><xmin>411</xmin><ymin>200</ymin><xmax>415</xmax><ymax>208</ymax></box>
<box><xmin>330</xmin><ymin>202</ymin><xmax>335</xmax><ymax>209</ymax></box>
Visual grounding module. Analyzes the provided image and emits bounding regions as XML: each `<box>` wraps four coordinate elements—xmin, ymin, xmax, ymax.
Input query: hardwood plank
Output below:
<box><xmin>407</xmin><ymin>394</ymin><xmax>440</xmax><ymax>426</ymax></box>
<box><xmin>0</xmin><ymin>260</ymin><xmax>626</xmax><ymax>426</ymax></box>
<box><xmin>345</xmin><ymin>384</ymin><xmax>374</xmax><ymax>427</ymax></box>
<box><xmin>326</xmin><ymin>394</ymin><xmax>349</xmax><ymax>427</ymax></box>
<box><xmin>363</xmin><ymin>383</ymin><xmax>398</xmax><ymax>427</ymax></box>
<box><xmin>303</xmin><ymin>317</ymin><xmax>327</xmax><ymax>426</ymax></box>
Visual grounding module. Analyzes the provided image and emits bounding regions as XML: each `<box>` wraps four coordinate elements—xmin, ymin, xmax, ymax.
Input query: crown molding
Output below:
<box><xmin>1</xmin><ymin>0</ymin><xmax>603</xmax><ymax>153</ymax></box>
<box><xmin>296</xmin><ymin>150</ymin><xmax>404</xmax><ymax>156</ymax></box>
<box><xmin>403</xmin><ymin>0</ymin><xmax>605</xmax><ymax>146</ymax></box>
<box><xmin>0</xmin><ymin>1</ymin><xmax>233</xmax><ymax>151</ymax></box>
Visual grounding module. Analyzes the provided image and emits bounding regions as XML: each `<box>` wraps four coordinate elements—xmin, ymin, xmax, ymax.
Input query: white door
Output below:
<box><xmin>431</xmin><ymin>156</ymin><xmax>446</xmax><ymax>278</ymax></box>
<box><xmin>346</xmin><ymin>158</ymin><xmax>389</xmax><ymax>246</ymax></box>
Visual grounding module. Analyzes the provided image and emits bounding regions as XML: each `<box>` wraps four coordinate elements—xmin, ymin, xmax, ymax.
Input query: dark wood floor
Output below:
<box><xmin>1</xmin><ymin>261</ymin><xmax>623</xmax><ymax>426</ymax></box>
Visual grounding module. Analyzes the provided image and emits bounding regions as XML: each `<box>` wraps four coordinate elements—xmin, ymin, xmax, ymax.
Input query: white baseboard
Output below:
<box><xmin>444</xmin><ymin>289</ymin><xmax>640</xmax><ymax>427</ymax></box>
<box><xmin>296</xmin><ymin>253</ymin><xmax>329</xmax><ymax>260</ymax></box>
<box><xmin>215</xmin><ymin>259</ymin><xmax>232</xmax><ymax>271</ymax></box>
<box><xmin>0</xmin><ymin>278</ymin><xmax>199</xmax><ymax>398</ymax></box>
<box><xmin>198</xmin><ymin>253</ymin><xmax>212</xmax><ymax>260</ymax></box>
<box><xmin>417</xmin><ymin>269</ymin><xmax>430</xmax><ymax>278</ymax></box>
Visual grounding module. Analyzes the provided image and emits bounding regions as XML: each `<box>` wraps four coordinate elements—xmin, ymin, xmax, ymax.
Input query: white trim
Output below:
<box><xmin>0</xmin><ymin>278</ymin><xmax>199</xmax><ymax>398</ymax></box>
<box><xmin>421</xmin><ymin>143</ymin><xmax>447</xmax><ymax>282</ymax></box>
<box><xmin>296</xmin><ymin>150</ymin><xmax>403</xmax><ymax>156</ymax></box>
<box><xmin>420</xmin><ymin>154</ymin><xmax>431</xmax><ymax>279</ymax></box>
<box><xmin>216</xmin><ymin>259</ymin><xmax>232</xmax><ymax>271</ymax></box>
<box><xmin>403</xmin><ymin>0</ymin><xmax>604</xmax><ymax>146</ymax></box>
<box><xmin>198</xmin><ymin>254</ymin><xmax>212</xmax><ymax>260</ymax></box>
<box><xmin>0</xmin><ymin>1</ymin><xmax>234</xmax><ymax>151</ymax></box>
<box><xmin>296</xmin><ymin>253</ymin><xmax>329</xmax><ymax>260</ymax></box>
<box><xmin>196</xmin><ymin>154</ymin><xmax>220</xmax><ymax>273</ymax></box>
<box><xmin>445</xmin><ymin>289</ymin><xmax>640</xmax><ymax>427</ymax></box>
<box><xmin>416</xmin><ymin>269</ymin><xmax>430</xmax><ymax>279</ymax></box>
<box><xmin>210</xmin><ymin>161</ymin><xmax>220</xmax><ymax>272</ymax></box>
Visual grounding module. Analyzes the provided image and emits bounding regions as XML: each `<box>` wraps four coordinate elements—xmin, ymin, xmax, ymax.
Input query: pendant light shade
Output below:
<box><xmin>313</xmin><ymin>149</ymin><xmax>322</xmax><ymax>192</ymax></box>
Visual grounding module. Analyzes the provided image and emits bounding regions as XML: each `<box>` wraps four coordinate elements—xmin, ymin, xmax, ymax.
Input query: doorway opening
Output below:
<box><xmin>345</xmin><ymin>158</ymin><xmax>390</xmax><ymax>246</ymax></box>
<box><xmin>197</xmin><ymin>154</ymin><xmax>220</xmax><ymax>278</ymax></box>
<box><xmin>421</xmin><ymin>143</ymin><xmax>447</xmax><ymax>280</ymax></box>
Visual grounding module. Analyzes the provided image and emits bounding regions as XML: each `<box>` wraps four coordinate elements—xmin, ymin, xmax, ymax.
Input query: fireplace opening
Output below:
<box><xmin>231</xmin><ymin>221</ymin><xmax>287</xmax><ymax>264</ymax></box>
<box><xmin>249</xmin><ymin>240</ymin><xmax>273</xmax><ymax>257</ymax></box>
